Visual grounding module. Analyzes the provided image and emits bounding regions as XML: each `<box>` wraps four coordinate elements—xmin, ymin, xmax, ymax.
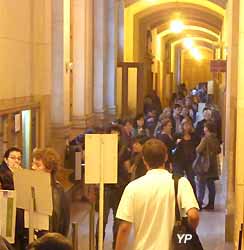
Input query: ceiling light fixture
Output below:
<box><xmin>170</xmin><ymin>20</ymin><xmax>185</xmax><ymax>33</ymax></box>
<box><xmin>183</xmin><ymin>38</ymin><xmax>194</xmax><ymax>49</ymax></box>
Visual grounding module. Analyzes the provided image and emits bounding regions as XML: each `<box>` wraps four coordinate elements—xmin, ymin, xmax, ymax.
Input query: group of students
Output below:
<box><xmin>85</xmin><ymin>90</ymin><xmax>222</xmax><ymax>249</ymax></box>
<box><xmin>0</xmin><ymin>147</ymin><xmax>70</xmax><ymax>250</ymax></box>
<box><xmin>0</xmin><ymin>88</ymin><xmax>222</xmax><ymax>250</ymax></box>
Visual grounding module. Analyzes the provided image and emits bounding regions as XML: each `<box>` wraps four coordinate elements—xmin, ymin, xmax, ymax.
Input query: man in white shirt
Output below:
<box><xmin>115</xmin><ymin>139</ymin><xmax>199</xmax><ymax>250</ymax></box>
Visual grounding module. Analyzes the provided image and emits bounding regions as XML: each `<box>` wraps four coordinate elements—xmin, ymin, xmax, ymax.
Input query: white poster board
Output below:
<box><xmin>0</xmin><ymin>190</ymin><xmax>16</xmax><ymax>243</ymax></box>
<box><xmin>24</xmin><ymin>211</ymin><xmax>49</xmax><ymax>230</ymax></box>
<box><xmin>85</xmin><ymin>134</ymin><xmax>118</xmax><ymax>184</ymax></box>
<box><xmin>85</xmin><ymin>134</ymin><xmax>118</xmax><ymax>250</ymax></box>
<box><xmin>13</xmin><ymin>169</ymin><xmax>53</xmax><ymax>241</ymax></box>
<box><xmin>13</xmin><ymin>168</ymin><xmax>53</xmax><ymax>215</ymax></box>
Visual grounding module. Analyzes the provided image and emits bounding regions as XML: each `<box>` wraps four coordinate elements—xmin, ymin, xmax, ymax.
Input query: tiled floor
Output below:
<box><xmin>70</xmin><ymin>173</ymin><xmax>234</xmax><ymax>250</ymax></box>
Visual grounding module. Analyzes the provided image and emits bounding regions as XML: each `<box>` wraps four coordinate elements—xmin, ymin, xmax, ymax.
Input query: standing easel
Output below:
<box><xmin>13</xmin><ymin>168</ymin><xmax>53</xmax><ymax>243</ymax></box>
<box><xmin>85</xmin><ymin>134</ymin><xmax>118</xmax><ymax>250</ymax></box>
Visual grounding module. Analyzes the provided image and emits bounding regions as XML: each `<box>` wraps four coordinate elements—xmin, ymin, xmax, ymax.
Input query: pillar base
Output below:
<box><xmin>94</xmin><ymin>111</ymin><xmax>106</xmax><ymax>127</ymax></box>
<box><xmin>49</xmin><ymin>124</ymin><xmax>71</xmax><ymax>161</ymax></box>
<box><xmin>105</xmin><ymin>105</ymin><xmax>116</xmax><ymax>123</ymax></box>
<box><xmin>71</xmin><ymin>113</ymin><xmax>95</xmax><ymax>137</ymax></box>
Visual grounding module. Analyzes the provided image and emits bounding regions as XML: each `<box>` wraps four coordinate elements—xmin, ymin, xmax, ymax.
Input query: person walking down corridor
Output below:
<box><xmin>173</xmin><ymin>118</ymin><xmax>198</xmax><ymax>196</ymax></box>
<box><xmin>196</xmin><ymin>121</ymin><xmax>221</xmax><ymax>210</ymax></box>
<box><xmin>115</xmin><ymin>139</ymin><xmax>199</xmax><ymax>250</ymax></box>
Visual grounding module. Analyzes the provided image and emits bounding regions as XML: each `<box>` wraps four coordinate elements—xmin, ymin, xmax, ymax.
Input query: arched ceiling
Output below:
<box><xmin>171</xmin><ymin>37</ymin><xmax>217</xmax><ymax>48</ymax></box>
<box><xmin>136</xmin><ymin>3</ymin><xmax>223</xmax><ymax>35</ymax></box>
<box><xmin>163</xmin><ymin>30</ymin><xmax>219</xmax><ymax>43</ymax></box>
<box><xmin>158</xmin><ymin>25</ymin><xmax>220</xmax><ymax>40</ymax></box>
<box><xmin>181</xmin><ymin>40</ymin><xmax>215</xmax><ymax>50</ymax></box>
<box><xmin>157</xmin><ymin>20</ymin><xmax>220</xmax><ymax>35</ymax></box>
<box><xmin>124</xmin><ymin>0</ymin><xmax>225</xmax><ymax>61</ymax></box>
<box><xmin>140</xmin><ymin>9</ymin><xmax>223</xmax><ymax>31</ymax></box>
<box><xmin>124</xmin><ymin>0</ymin><xmax>227</xmax><ymax>9</ymax></box>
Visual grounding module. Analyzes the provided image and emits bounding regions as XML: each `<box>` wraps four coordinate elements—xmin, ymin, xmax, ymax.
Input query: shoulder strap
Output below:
<box><xmin>173</xmin><ymin>175</ymin><xmax>181</xmax><ymax>222</ymax></box>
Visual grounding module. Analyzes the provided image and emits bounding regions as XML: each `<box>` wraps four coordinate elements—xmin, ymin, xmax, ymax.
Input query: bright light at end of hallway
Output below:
<box><xmin>190</xmin><ymin>47</ymin><xmax>202</xmax><ymax>61</ymax></box>
<box><xmin>183</xmin><ymin>38</ymin><xmax>194</xmax><ymax>49</ymax></box>
<box><xmin>170</xmin><ymin>20</ymin><xmax>185</xmax><ymax>33</ymax></box>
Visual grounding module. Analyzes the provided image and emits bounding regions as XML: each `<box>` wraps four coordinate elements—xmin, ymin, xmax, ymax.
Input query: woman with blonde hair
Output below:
<box><xmin>173</xmin><ymin>118</ymin><xmax>198</xmax><ymax>195</ymax></box>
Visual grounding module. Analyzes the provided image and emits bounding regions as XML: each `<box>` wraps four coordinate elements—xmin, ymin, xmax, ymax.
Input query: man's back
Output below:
<box><xmin>116</xmin><ymin>169</ymin><xmax>198</xmax><ymax>250</ymax></box>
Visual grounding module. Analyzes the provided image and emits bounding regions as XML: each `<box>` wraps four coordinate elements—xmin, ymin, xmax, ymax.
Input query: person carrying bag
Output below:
<box><xmin>194</xmin><ymin>121</ymin><xmax>221</xmax><ymax>210</ymax></box>
<box><xmin>192</xmin><ymin>143</ymin><xmax>210</xmax><ymax>176</ymax></box>
<box><xmin>172</xmin><ymin>175</ymin><xmax>204</xmax><ymax>250</ymax></box>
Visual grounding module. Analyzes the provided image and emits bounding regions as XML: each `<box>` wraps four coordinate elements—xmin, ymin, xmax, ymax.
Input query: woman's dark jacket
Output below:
<box><xmin>50</xmin><ymin>181</ymin><xmax>70</xmax><ymax>236</ymax></box>
<box><xmin>0</xmin><ymin>162</ymin><xmax>14</xmax><ymax>190</ymax></box>
<box><xmin>174</xmin><ymin>133</ymin><xmax>198</xmax><ymax>169</ymax></box>
<box><xmin>196</xmin><ymin>133</ymin><xmax>221</xmax><ymax>179</ymax></box>
<box><xmin>158</xmin><ymin>133</ymin><xmax>175</xmax><ymax>163</ymax></box>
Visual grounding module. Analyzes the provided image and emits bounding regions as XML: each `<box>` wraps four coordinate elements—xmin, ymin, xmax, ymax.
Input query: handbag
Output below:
<box><xmin>172</xmin><ymin>175</ymin><xmax>204</xmax><ymax>250</ymax></box>
<box><xmin>192</xmin><ymin>143</ymin><xmax>210</xmax><ymax>175</ymax></box>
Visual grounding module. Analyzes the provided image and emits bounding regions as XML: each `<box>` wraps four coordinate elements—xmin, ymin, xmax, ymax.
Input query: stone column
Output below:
<box><xmin>104</xmin><ymin>0</ymin><xmax>117</xmax><ymax>119</ymax></box>
<box><xmin>117</xmin><ymin>0</ymin><xmax>124</xmax><ymax>63</ymax></box>
<box><xmin>224</xmin><ymin>0</ymin><xmax>239</xmax><ymax>243</ymax></box>
<box><xmin>93</xmin><ymin>0</ymin><xmax>106</xmax><ymax>124</ymax></box>
<box><xmin>93</xmin><ymin>0</ymin><xmax>117</xmax><ymax>123</ymax></box>
<box><xmin>71</xmin><ymin>0</ymin><xmax>94</xmax><ymax>132</ymax></box>
<box><xmin>50</xmin><ymin>0</ymin><xmax>71</xmax><ymax>156</ymax></box>
<box><xmin>235</xmin><ymin>0</ymin><xmax>244</xmax><ymax>247</ymax></box>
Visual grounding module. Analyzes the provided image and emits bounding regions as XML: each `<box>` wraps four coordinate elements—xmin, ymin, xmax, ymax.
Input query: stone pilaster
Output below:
<box><xmin>235</xmin><ymin>0</ymin><xmax>244</xmax><ymax>247</ymax></box>
<box><xmin>93</xmin><ymin>0</ymin><xmax>106</xmax><ymax>125</ymax></box>
<box><xmin>104</xmin><ymin>0</ymin><xmax>118</xmax><ymax>121</ymax></box>
<box><xmin>93</xmin><ymin>0</ymin><xmax>118</xmax><ymax>125</ymax></box>
<box><xmin>224</xmin><ymin>0</ymin><xmax>239</xmax><ymax>243</ymax></box>
<box><xmin>117</xmin><ymin>0</ymin><xmax>124</xmax><ymax>63</ymax></box>
<box><xmin>50</xmin><ymin>0</ymin><xmax>71</xmax><ymax>157</ymax></box>
<box><xmin>71</xmin><ymin>0</ymin><xmax>94</xmax><ymax>132</ymax></box>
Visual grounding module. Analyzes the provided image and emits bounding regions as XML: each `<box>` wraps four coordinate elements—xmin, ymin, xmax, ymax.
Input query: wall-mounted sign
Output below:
<box><xmin>210</xmin><ymin>60</ymin><xmax>227</xmax><ymax>72</ymax></box>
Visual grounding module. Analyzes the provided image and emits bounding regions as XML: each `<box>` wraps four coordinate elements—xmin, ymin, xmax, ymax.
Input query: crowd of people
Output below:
<box><xmin>68</xmin><ymin>84</ymin><xmax>222</xmax><ymax>250</ymax></box>
<box><xmin>0</xmin><ymin>83</ymin><xmax>222</xmax><ymax>250</ymax></box>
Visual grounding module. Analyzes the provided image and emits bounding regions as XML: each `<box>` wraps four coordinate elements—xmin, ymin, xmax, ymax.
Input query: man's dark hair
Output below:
<box><xmin>134</xmin><ymin>113</ymin><xmax>145</xmax><ymax>127</ymax></box>
<box><xmin>28</xmin><ymin>233</ymin><xmax>72</xmax><ymax>250</ymax></box>
<box><xmin>107</xmin><ymin>125</ymin><xmax>121</xmax><ymax>134</ymax></box>
<box><xmin>174</xmin><ymin>104</ymin><xmax>181</xmax><ymax>109</ymax></box>
<box><xmin>142</xmin><ymin>139</ymin><xmax>167</xmax><ymax>169</ymax></box>
<box><xmin>203</xmin><ymin>107</ymin><xmax>211</xmax><ymax>112</ymax></box>
<box><xmin>204</xmin><ymin>121</ymin><xmax>216</xmax><ymax>134</ymax></box>
<box><xmin>3</xmin><ymin>147</ymin><xmax>22</xmax><ymax>159</ymax></box>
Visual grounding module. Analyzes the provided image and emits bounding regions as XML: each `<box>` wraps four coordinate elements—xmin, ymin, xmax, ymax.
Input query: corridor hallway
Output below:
<box><xmin>70</xmin><ymin>164</ymin><xmax>234</xmax><ymax>250</ymax></box>
<box><xmin>1</xmin><ymin>0</ymin><xmax>244</xmax><ymax>249</ymax></box>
